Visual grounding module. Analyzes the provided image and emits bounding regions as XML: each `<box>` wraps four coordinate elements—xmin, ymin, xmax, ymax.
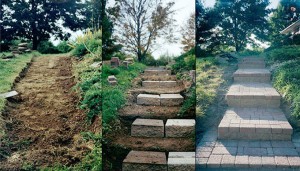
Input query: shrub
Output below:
<box><xmin>37</xmin><ymin>41</ymin><xmax>59</xmax><ymax>54</ymax></box>
<box><xmin>172</xmin><ymin>48</ymin><xmax>196</xmax><ymax>73</ymax></box>
<box><xmin>72</xmin><ymin>43</ymin><xmax>87</xmax><ymax>58</ymax></box>
<box><xmin>266</xmin><ymin>46</ymin><xmax>300</xmax><ymax>63</ymax></box>
<box><xmin>57</xmin><ymin>41</ymin><xmax>72</xmax><ymax>53</ymax></box>
<box><xmin>71</xmin><ymin>30</ymin><xmax>102</xmax><ymax>58</ymax></box>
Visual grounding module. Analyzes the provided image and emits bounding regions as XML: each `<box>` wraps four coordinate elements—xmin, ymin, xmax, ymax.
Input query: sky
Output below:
<box><xmin>152</xmin><ymin>0</ymin><xmax>195</xmax><ymax>59</ymax></box>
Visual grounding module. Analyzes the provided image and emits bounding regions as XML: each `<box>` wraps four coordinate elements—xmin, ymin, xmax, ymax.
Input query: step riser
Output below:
<box><xmin>137</xmin><ymin>95</ymin><xmax>160</xmax><ymax>106</ymax></box>
<box><xmin>137</xmin><ymin>94</ymin><xmax>184</xmax><ymax>106</ymax></box>
<box><xmin>227</xmin><ymin>98</ymin><xmax>280</xmax><ymax>108</ymax></box>
<box><xmin>234</xmin><ymin>76</ymin><xmax>270</xmax><ymax>83</ymax></box>
<box><xmin>131</xmin><ymin>125</ymin><xmax>164</xmax><ymax>137</ymax></box>
<box><xmin>144</xmin><ymin>70</ymin><xmax>171</xmax><ymax>76</ymax></box>
<box><xmin>218</xmin><ymin>131</ymin><xmax>291</xmax><ymax>140</ymax></box>
<box><xmin>142</xmin><ymin>81</ymin><xmax>178</xmax><ymax>88</ymax></box>
<box><xmin>238</xmin><ymin>64</ymin><xmax>265</xmax><ymax>69</ymax></box>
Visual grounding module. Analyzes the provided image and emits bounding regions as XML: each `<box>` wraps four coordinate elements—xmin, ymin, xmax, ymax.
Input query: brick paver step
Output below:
<box><xmin>165</xmin><ymin>119</ymin><xmax>195</xmax><ymax>137</ymax></box>
<box><xmin>168</xmin><ymin>152</ymin><xmax>195</xmax><ymax>171</ymax></box>
<box><xmin>144</xmin><ymin>69</ymin><xmax>171</xmax><ymax>76</ymax></box>
<box><xmin>142</xmin><ymin>81</ymin><xmax>178</xmax><ymax>88</ymax></box>
<box><xmin>131</xmin><ymin>119</ymin><xmax>164</xmax><ymax>137</ymax></box>
<box><xmin>123</xmin><ymin>150</ymin><xmax>167</xmax><ymax>171</ymax></box>
<box><xmin>238</xmin><ymin>60</ymin><xmax>265</xmax><ymax>69</ymax></box>
<box><xmin>234</xmin><ymin>69</ymin><xmax>271</xmax><ymax>83</ymax></box>
<box><xmin>241</xmin><ymin>57</ymin><xmax>265</xmax><ymax>62</ymax></box>
<box><xmin>226</xmin><ymin>83</ymin><xmax>281</xmax><ymax>108</ymax></box>
<box><xmin>218</xmin><ymin>108</ymin><xmax>293</xmax><ymax>140</ymax></box>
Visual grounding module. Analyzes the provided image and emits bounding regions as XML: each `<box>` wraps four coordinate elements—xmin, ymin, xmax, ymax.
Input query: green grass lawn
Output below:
<box><xmin>102</xmin><ymin>62</ymin><xmax>146</xmax><ymax>125</ymax></box>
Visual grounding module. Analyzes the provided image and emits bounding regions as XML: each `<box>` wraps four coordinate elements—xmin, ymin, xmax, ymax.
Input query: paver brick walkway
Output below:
<box><xmin>196</xmin><ymin>56</ymin><xmax>299</xmax><ymax>170</ymax></box>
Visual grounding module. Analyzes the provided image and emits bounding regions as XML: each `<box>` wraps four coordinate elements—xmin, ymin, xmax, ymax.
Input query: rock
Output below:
<box><xmin>107</xmin><ymin>75</ymin><xmax>117</xmax><ymax>81</ymax></box>
<box><xmin>90</xmin><ymin>62</ymin><xmax>102</xmax><ymax>68</ymax></box>
<box><xmin>18</xmin><ymin>47</ymin><xmax>27</xmax><ymax>51</ymax></box>
<box><xmin>0</xmin><ymin>91</ymin><xmax>19</xmax><ymax>99</ymax></box>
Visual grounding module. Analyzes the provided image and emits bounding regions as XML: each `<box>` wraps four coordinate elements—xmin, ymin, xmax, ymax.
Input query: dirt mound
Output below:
<box><xmin>0</xmin><ymin>55</ymin><xmax>90</xmax><ymax>169</ymax></box>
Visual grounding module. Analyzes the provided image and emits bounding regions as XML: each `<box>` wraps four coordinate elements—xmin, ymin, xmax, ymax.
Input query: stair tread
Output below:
<box><xmin>227</xmin><ymin>83</ymin><xmax>280</xmax><ymax>98</ymax></box>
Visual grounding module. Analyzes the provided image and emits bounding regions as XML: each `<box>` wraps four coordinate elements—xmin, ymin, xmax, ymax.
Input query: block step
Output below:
<box><xmin>131</xmin><ymin>119</ymin><xmax>164</xmax><ymax>137</ymax></box>
<box><xmin>241</xmin><ymin>57</ymin><xmax>265</xmax><ymax>62</ymax></box>
<box><xmin>166</xmin><ymin>119</ymin><xmax>195</xmax><ymax>138</ymax></box>
<box><xmin>141</xmin><ymin>75</ymin><xmax>177</xmax><ymax>81</ymax></box>
<box><xmin>234</xmin><ymin>69</ymin><xmax>271</xmax><ymax>83</ymax></box>
<box><xmin>238</xmin><ymin>61</ymin><xmax>265</xmax><ymax>69</ymax></box>
<box><xmin>218</xmin><ymin>108</ymin><xmax>292</xmax><ymax>140</ymax></box>
<box><xmin>137</xmin><ymin>94</ymin><xmax>184</xmax><ymax>106</ymax></box>
<box><xmin>123</xmin><ymin>151</ymin><xmax>167</xmax><ymax>171</ymax></box>
<box><xmin>144</xmin><ymin>69</ymin><xmax>171</xmax><ymax>76</ymax></box>
<box><xmin>168</xmin><ymin>152</ymin><xmax>195</xmax><ymax>171</ymax></box>
<box><xmin>226</xmin><ymin>83</ymin><xmax>281</xmax><ymax>108</ymax></box>
<box><xmin>142</xmin><ymin>81</ymin><xmax>178</xmax><ymax>88</ymax></box>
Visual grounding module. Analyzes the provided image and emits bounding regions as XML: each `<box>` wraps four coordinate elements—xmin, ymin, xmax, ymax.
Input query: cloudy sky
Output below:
<box><xmin>152</xmin><ymin>0</ymin><xmax>195</xmax><ymax>58</ymax></box>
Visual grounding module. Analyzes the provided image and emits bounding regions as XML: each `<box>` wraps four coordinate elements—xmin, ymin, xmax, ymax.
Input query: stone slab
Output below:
<box><xmin>0</xmin><ymin>91</ymin><xmax>18</xmax><ymax>98</ymax></box>
<box><xmin>108</xmin><ymin>75</ymin><xmax>117</xmax><ymax>81</ymax></box>
<box><xmin>168</xmin><ymin>152</ymin><xmax>195</xmax><ymax>171</ymax></box>
<box><xmin>137</xmin><ymin>94</ymin><xmax>160</xmax><ymax>106</ymax></box>
<box><xmin>131</xmin><ymin>119</ymin><xmax>164</xmax><ymax>137</ymax></box>
<box><xmin>218</xmin><ymin>108</ymin><xmax>292</xmax><ymax>140</ymax></box>
<box><xmin>160</xmin><ymin>94</ymin><xmax>183</xmax><ymax>106</ymax></box>
<box><xmin>165</xmin><ymin>119</ymin><xmax>195</xmax><ymax>137</ymax></box>
<box><xmin>123</xmin><ymin>151</ymin><xmax>167</xmax><ymax>171</ymax></box>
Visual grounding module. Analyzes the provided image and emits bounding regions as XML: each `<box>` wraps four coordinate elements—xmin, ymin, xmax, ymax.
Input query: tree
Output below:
<box><xmin>269</xmin><ymin>0</ymin><xmax>300</xmax><ymax>46</ymax></box>
<box><xmin>181</xmin><ymin>13</ymin><xmax>195</xmax><ymax>52</ymax></box>
<box><xmin>195</xmin><ymin>0</ymin><xmax>220</xmax><ymax>57</ymax></box>
<box><xmin>113</xmin><ymin>0</ymin><xmax>176</xmax><ymax>62</ymax></box>
<box><xmin>101</xmin><ymin>0</ymin><xmax>122</xmax><ymax>60</ymax></box>
<box><xmin>1</xmin><ymin>0</ymin><xmax>92</xmax><ymax>50</ymax></box>
<box><xmin>214</xmin><ymin>0</ymin><xmax>270</xmax><ymax>52</ymax></box>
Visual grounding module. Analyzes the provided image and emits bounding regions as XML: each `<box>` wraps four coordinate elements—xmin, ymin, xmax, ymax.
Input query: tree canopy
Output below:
<box><xmin>1</xmin><ymin>0</ymin><xmax>94</xmax><ymax>50</ymax></box>
<box><xmin>214</xmin><ymin>0</ymin><xmax>271</xmax><ymax>52</ymax></box>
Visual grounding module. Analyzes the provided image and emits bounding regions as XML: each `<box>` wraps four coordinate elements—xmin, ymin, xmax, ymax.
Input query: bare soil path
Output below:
<box><xmin>0</xmin><ymin>55</ymin><xmax>89</xmax><ymax>169</ymax></box>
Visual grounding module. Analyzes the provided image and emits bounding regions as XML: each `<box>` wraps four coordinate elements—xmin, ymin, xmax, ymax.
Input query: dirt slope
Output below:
<box><xmin>0</xmin><ymin>55</ymin><xmax>90</xmax><ymax>169</ymax></box>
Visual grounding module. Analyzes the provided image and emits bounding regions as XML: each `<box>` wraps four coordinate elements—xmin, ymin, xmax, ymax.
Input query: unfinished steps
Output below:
<box><xmin>196</xmin><ymin>56</ymin><xmax>298</xmax><ymax>170</ymax></box>
<box><xmin>122</xmin><ymin>68</ymin><xmax>195</xmax><ymax>170</ymax></box>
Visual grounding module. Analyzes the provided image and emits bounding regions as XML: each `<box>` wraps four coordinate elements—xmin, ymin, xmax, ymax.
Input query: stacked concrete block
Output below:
<box><xmin>107</xmin><ymin>75</ymin><xmax>117</xmax><ymax>85</ymax></box>
<box><xmin>111</xmin><ymin>57</ymin><xmax>120</xmax><ymax>67</ymax></box>
<box><xmin>131</xmin><ymin>119</ymin><xmax>164</xmax><ymax>137</ymax></box>
<box><xmin>165</xmin><ymin>119</ymin><xmax>195</xmax><ymax>137</ymax></box>
<box><xmin>168</xmin><ymin>152</ymin><xmax>195</xmax><ymax>171</ymax></box>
